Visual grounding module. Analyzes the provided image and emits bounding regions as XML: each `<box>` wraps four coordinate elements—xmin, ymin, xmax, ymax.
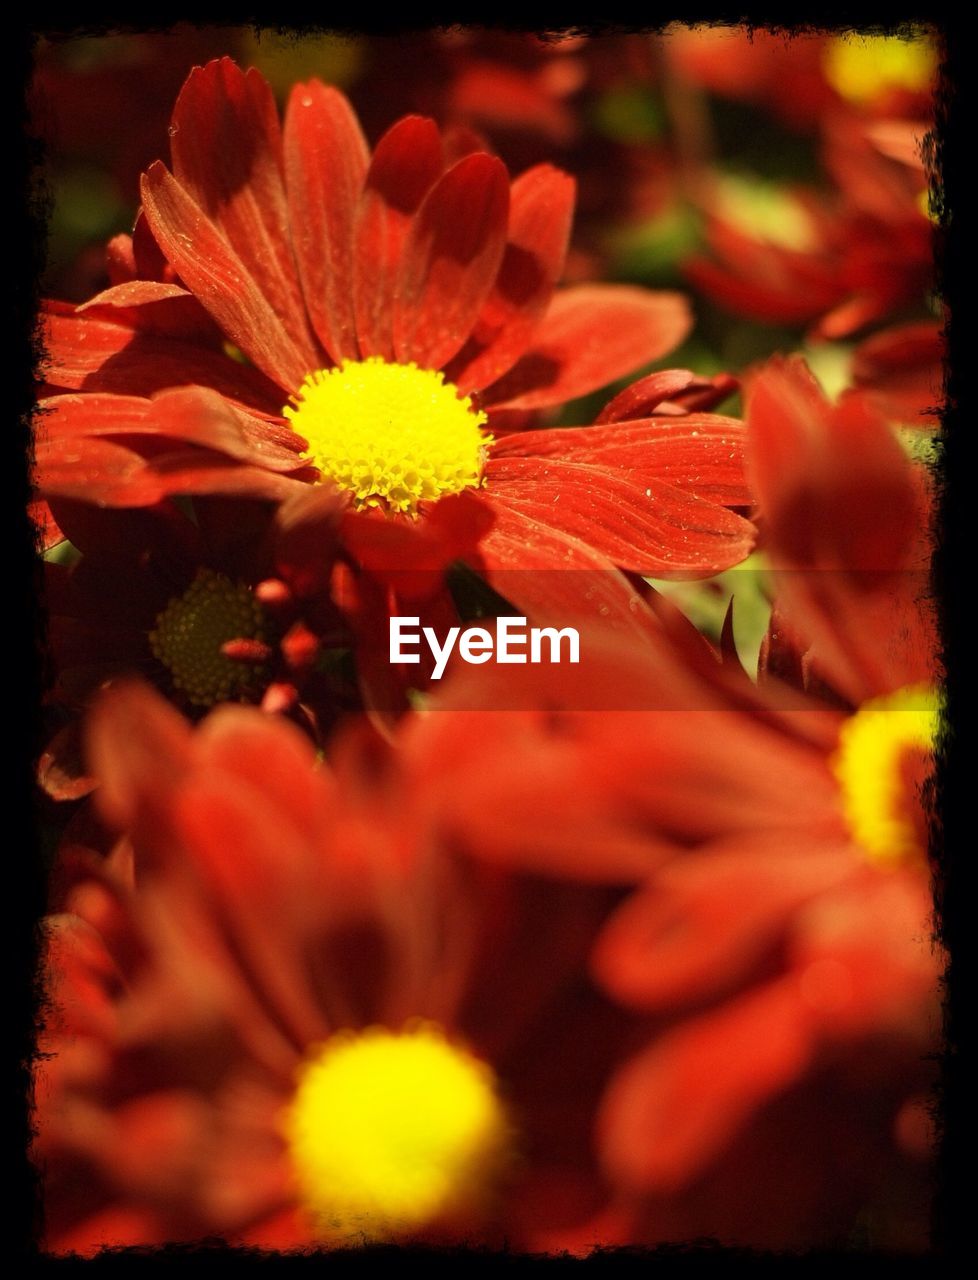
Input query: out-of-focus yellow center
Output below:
<box><xmin>824</xmin><ymin>34</ymin><xmax>937</xmax><ymax>107</ymax></box>
<box><xmin>717</xmin><ymin>175</ymin><xmax>818</xmax><ymax>251</ymax></box>
<box><xmin>284</xmin><ymin>358</ymin><xmax>492</xmax><ymax>516</ymax></box>
<box><xmin>149</xmin><ymin>568</ymin><xmax>267</xmax><ymax>707</ymax></box>
<box><xmin>283</xmin><ymin>1024</ymin><xmax>510</xmax><ymax>1242</ymax></box>
<box><xmin>831</xmin><ymin>685</ymin><xmax>940</xmax><ymax>867</ymax></box>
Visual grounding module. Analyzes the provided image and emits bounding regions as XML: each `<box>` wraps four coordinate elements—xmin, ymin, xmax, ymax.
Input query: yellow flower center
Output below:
<box><xmin>831</xmin><ymin>685</ymin><xmax>940</xmax><ymax>867</ymax></box>
<box><xmin>717</xmin><ymin>176</ymin><xmax>817</xmax><ymax>251</ymax></box>
<box><xmin>824</xmin><ymin>33</ymin><xmax>937</xmax><ymax>107</ymax></box>
<box><xmin>149</xmin><ymin>568</ymin><xmax>267</xmax><ymax>708</ymax></box>
<box><xmin>282</xmin><ymin>1024</ymin><xmax>510</xmax><ymax>1242</ymax></box>
<box><xmin>284</xmin><ymin>358</ymin><xmax>492</xmax><ymax>516</ymax></box>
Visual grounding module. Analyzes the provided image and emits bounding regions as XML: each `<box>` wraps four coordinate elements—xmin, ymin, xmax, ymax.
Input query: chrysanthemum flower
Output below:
<box><xmin>391</xmin><ymin>359</ymin><xmax>941</xmax><ymax>1247</ymax></box>
<box><xmin>38</xmin><ymin>486</ymin><xmax>373</xmax><ymax>801</ymax></box>
<box><xmin>38</xmin><ymin>58</ymin><xmax>755</xmax><ymax>589</ymax></box>
<box><xmin>685</xmin><ymin>118</ymin><xmax>934</xmax><ymax>340</ymax></box>
<box><xmin>36</xmin><ymin>682</ymin><xmax>642</xmax><ymax>1253</ymax></box>
<box><xmin>747</xmin><ymin>356</ymin><xmax>936</xmax><ymax>704</ymax></box>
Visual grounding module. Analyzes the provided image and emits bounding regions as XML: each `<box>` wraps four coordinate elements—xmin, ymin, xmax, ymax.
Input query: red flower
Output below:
<box><xmin>38</xmin><ymin>58</ymin><xmax>755</xmax><ymax>591</ymax></box>
<box><xmin>36</xmin><ymin>683</ymin><xmax>642</xmax><ymax>1253</ymax></box>
<box><xmin>388</xmin><ymin>359</ymin><xmax>941</xmax><ymax>1247</ymax></box>
<box><xmin>685</xmin><ymin>118</ymin><xmax>934</xmax><ymax>340</ymax></box>
<box><xmin>38</xmin><ymin>488</ymin><xmax>369</xmax><ymax>801</ymax></box>
<box><xmin>748</xmin><ymin>356</ymin><xmax>936</xmax><ymax>704</ymax></box>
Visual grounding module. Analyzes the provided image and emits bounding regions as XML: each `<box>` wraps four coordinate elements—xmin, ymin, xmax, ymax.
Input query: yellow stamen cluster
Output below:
<box><xmin>282</xmin><ymin>1024</ymin><xmax>510</xmax><ymax>1242</ymax></box>
<box><xmin>149</xmin><ymin>568</ymin><xmax>267</xmax><ymax>707</ymax></box>
<box><xmin>824</xmin><ymin>34</ymin><xmax>937</xmax><ymax>107</ymax></box>
<box><xmin>284</xmin><ymin>357</ymin><xmax>492</xmax><ymax>517</ymax></box>
<box><xmin>831</xmin><ymin>685</ymin><xmax>940</xmax><ymax>867</ymax></box>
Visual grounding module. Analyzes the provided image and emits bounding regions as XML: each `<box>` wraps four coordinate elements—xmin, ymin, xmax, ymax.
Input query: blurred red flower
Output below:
<box><xmin>389</xmin><ymin>359</ymin><xmax>942</xmax><ymax>1247</ymax></box>
<box><xmin>38</xmin><ymin>58</ymin><xmax>755</xmax><ymax>591</ymax></box>
<box><xmin>36</xmin><ymin>682</ymin><xmax>644</xmax><ymax>1254</ymax></box>
<box><xmin>686</xmin><ymin>118</ymin><xmax>935</xmax><ymax>340</ymax></box>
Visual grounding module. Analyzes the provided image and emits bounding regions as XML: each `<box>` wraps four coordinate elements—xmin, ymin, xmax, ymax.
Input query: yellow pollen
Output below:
<box><xmin>824</xmin><ymin>33</ymin><xmax>937</xmax><ymax>107</ymax></box>
<box><xmin>831</xmin><ymin>685</ymin><xmax>940</xmax><ymax>867</ymax></box>
<box><xmin>149</xmin><ymin>568</ymin><xmax>268</xmax><ymax>708</ymax></box>
<box><xmin>284</xmin><ymin>358</ymin><xmax>493</xmax><ymax>517</ymax></box>
<box><xmin>282</xmin><ymin>1024</ymin><xmax>510</xmax><ymax>1242</ymax></box>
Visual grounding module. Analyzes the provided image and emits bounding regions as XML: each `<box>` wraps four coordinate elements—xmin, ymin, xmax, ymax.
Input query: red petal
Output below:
<box><xmin>845</xmin><ymin>321</ymin><xmax>944</xmax><ymax>426</ymax></box>
<box><xmin>141</xmin><ymin>455</ymin><xmax>307</xmax><ymax>503</ymax></box>
<box><xmin>170</xmin><ymin>59</ymin><xmax>319</xmax><ymax>364</ymax></box>
<box><xmin>747</xmin><ymin>356</ymin><xmax>933</xmax><ymax>699</ymax></box>
<box><xmin>284</xmin><ymin>80</ymin><xmax>369</xmax><ymax>365</ymax></box>
<box><xmin>483</xmin><ymin>285</ymin><xmax>692</xmax><ymax>410</ymax></box>
<box><xmin>446</xmin><ymin>164</ymin><xmax>575</xmax><ymax>394</ymax></box>
<box><xmin>341</xmin><ymin>490</ymin><xmax>495</xmax><ymax>597</ymax></box>
<box><xmin>812</xmin><ymin>293</ymin><xmax>891</xmax><ymax>342</ymax></box>
<box><xmin>42</xmin><ymin>304</ymin><xmax>285</xmax><ymax>416</ymax></box>
<box><xmin>78</xmin><ymin>281</ymin><xmax>218</xmax><ymax>342</ymax></box>
<box><xmin>751</xmin><ymin>356</ymin><xmax>912</xmax><ymax>552</ymax></box>
<box><xmin>36</xmin><ymin>432</ymin><xmax>303</xmax><ymax>508</ymax></box>
<box><xmin>169</xmin><ymin>773</ymin><xmax>332</xmax><ymax>1049</ymax></box>
<box><xmin>442</xmin><ymin>123</ymin><xmax>489</xmax><ymax>164</ymax></box>
<box><xmin>685</xmin><ymin>223</ymin><xmax>843</xmax><ymax>326</ymax></box>
<box><xmin>449</xmin><ymin>61</ymin><xmax>577</xmax><ymax>144</ymax></box>
<box><xmin>788</xmin><ymin>875</ymin><xmax>941</xmax><ymax>1038</ymax></box>
<box><xmin>582</xmin><ymin>711</ymin><xmax>841</xmax><ymax>836</ymax></box>
<box><xmin>666</xmin><ymin>372</ymin><xmax>740</xmax><ymax>415</ymax></box>
<box><xmin>353</xmin><ymin>116</ymin><xmax>444</xmax><ymax>361</ymax></box>
<box><xmin>47</xmin><ymin>496</ymin><xmax>200</xmax><ymax>568</ymax></box>
<box><xmin>594</xmin><ymin>369</ymin><xmax>701</xmax><ymax>422</ymax></box>
<box><xmin>36</xmin><ymin>391</ymin><xmax>151</xmax><ymax>438</ymax></box>
<box><xmin>402</xmin><ymin>706</ymin><xmax>669</xmax><ymax>882</ymax></box>
<box><xmin>393</xmin><ymin>152</ymin><xmax>510</xmax><ymax>370</ymax></box>
<box><xmin>140</xmin><ymin>161</ymin><xmax>312</xmax><ymax>392</ymax></box>
<box><xmin>594</xmin><ymin>370</ymin><xmax>741</xmax><ymax>423</ymax></box>
<box><xmin>747</xmin><ymin>358</ymin><xmax>916</xmax><ymax>573</ymax></box>
<box><xmin>147</xmin><ymin>388</ymin><xmax>306</xmax><ymax>472</ymax></box>
<box><xmin>32</xmin><ymin>433</ymin><xmax>147</xmax><ymax>505</ymax></box>
<box><xmin>487</xmin><ymin>457</ymin><xmax>755</xmax><ymax>575</ymax></box>
<box><xmin>591</xmin><ymin>839</ymin><xmax>854</xmax><ymax>1011</ymax></box>
<box><xmin>37</xmin><ymin>390</ymin><xmax>303</xmax><ymax>473</ymax></box>
<box><xmin>473</xmin><ymin>505</ymin><xmax>666</xmax><ymax>644</ymax></box>
<box><xmin>492</xmin><ymin>415</ymin><xmax>752</xmax><ymax>505</ymax></box>
<box><xmin>86</xmin><ymin>681</ymin><xmax>194</xmax><ymax>832</ymax></box>
<box><xmin>271</xmin><ymin>484</ymin><xmax>347</xmax><ymax>597</ymax></box>
<box><xmin>197</xmin><ymin>705</ymin><xmax>331</xmax><ymax>850</ymax></box>
<box><xmin>105</xmin><ymin>232</ymin><xmax>137</xmax><ymax>284</ymax></box>
<box><xmin>599</xmin><ymin>980</ymin><xmax>814</xmax><ymax>1192</ymax></box>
